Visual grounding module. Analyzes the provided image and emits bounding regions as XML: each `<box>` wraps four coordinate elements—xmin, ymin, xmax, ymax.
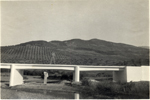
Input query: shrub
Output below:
<box><xmin>130</xmin><ymin>81</ymin><xmax>149</xmax><ymax>96</ymax></box>
<box><xmin>72</xmin><ymin>82</ymin><xmax>82</xmax><ymax>86</ymax></box>
<box><xmin>110</xmin><ymin>83</ymin><xmax>122</xmax><ymax>93</ymax></box>
<box><xmin>61</xmin><ymin>74</ymin><xmax>69</xmax><ymax>80</ymax></box>
<box><xmin>82</xmin><ymin>78</ymin><xmax>91</xmax><ymax>86</ymax></box>
<box><xmin>23</xmin><ymin>76</ymin><xmax>28</xmax><ymax>79</ymax></box>
<box><xmin>81</xmin><ymin>86</ymin><xmax>96</xmax><ymax>96</ymax></box>
<box><xmin>96</xmin><ymin>81</ymin><xmax>112</xmax><ymax>94</ymax></box>
<box><xmin>79</xmin><ymin>81</ymin><xmax>149</xmax><ymax>98</ymax></box>
<box><xmin>120</xmin><ymin>81</ymin><xmax>135</xmax><ymax>93</ymax></box>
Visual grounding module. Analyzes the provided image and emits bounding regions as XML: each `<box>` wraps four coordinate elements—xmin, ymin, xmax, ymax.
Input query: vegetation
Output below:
<box><xmin>1</xmin><ymin>69</ymin><xmax>149</xmax><ymax>99</ymax></box>
<box><xmin>1</xmin><ymin>39</ymin><xmax>149</xmax><ymax>65</ymax></box>
<box><xmin>78</xmin><ymin>79</ymin><xmax>149</xmax><ymax>99</ymax></box>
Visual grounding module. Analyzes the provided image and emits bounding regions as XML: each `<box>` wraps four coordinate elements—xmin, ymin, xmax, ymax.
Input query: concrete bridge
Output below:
<box><xmin>0</xmin><ymin>63</ymin><xmax>149</xmax><ymax>86</ymax></box>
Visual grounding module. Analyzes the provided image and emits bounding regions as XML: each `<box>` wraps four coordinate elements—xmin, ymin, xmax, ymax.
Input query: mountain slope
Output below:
<box><xmin>1</xmin><ymin>39</ymin><xmax>149</xmax><ymax>66</ymax></box>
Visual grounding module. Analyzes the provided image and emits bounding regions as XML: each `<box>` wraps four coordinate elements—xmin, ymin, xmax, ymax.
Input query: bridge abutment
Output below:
<box><xmin>113</xmin><ymin>66</ymin><xmax>149</xmax><ymax>82</ymax></box>
<box><xmin>10</xmin><ymin>65</ymin><xmax>24</xmax><ymax>86</ymax></box>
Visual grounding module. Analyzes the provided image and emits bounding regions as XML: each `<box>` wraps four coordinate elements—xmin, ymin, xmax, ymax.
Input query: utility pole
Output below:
<box><xmin>50</xmin><ymin>52</ymin><xmax>56</xmax><ymax>64</ymax></box>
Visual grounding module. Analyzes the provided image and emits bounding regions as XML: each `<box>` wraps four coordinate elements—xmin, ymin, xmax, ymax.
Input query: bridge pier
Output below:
<box><xmin>113</xmin><ymin>69</ymin><xmax>127</xmax><ymax>82</ymax></box>
<box><xmin>74</xmin><ymin>66</ymin><xmax>80</xmax><ymax>82</ymax></box>
<box><xmin>74</xmin><ymin>93</ymin><xmax>80</xmax><ymax>99</ymax></box>
<box><xmin>10</xmin><ymin>65</ymin><xmax>24</xmax><ymax>86</ymax></box>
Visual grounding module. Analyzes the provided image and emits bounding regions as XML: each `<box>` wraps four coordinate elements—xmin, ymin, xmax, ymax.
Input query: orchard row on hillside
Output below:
<box><xmin>1</xmin><ymin>45</ymin><xmax>149</xmax><ymax>66</ymax></box>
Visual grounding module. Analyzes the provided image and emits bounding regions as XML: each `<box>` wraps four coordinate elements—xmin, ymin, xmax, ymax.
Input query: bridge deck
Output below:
<box><xmin>0</xmin><ymin>63</ymin><xmax>125</xmax><ymax>71</ymax></box>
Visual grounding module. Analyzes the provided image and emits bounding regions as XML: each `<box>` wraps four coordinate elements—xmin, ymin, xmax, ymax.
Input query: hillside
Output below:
<box><xmin>1</xmin><ymin>39</ymin><xmax>149</xmax><ymax>66</ymax></box>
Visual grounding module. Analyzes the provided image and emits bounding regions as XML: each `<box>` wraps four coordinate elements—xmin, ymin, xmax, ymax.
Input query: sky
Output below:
<box><xmin>1</xmin><ymin>0</ymin><xmax>149</xmax><ymax>47</ymax></box>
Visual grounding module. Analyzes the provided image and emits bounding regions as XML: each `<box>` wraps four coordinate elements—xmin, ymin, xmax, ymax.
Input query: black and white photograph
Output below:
<box><xmin>0</xmin><ymin>0</ymin><xmax>149</xmax><ymax>99</ymax></box>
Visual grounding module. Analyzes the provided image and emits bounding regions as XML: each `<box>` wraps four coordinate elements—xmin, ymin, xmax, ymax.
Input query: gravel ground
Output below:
<box><xmin>0</xmin><ymin>75</ymin><xmax>77</xmax><ymax>99</ymax></box>
<box><xmin>1</xmin><ymin>88</ymin><xmax>75</xmax><ymax>99</ymax></box>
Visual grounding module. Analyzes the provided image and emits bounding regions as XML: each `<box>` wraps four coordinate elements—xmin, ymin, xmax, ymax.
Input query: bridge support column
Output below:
<box><xmin>74</xmin><ymin>93</ymin><xmax>80</xmax><ymax>99</ymax></box>
<box><xmin>74</xmin><ymin>66</ymin><xmax>80</xmax><ymax>82</ymax></box>
<box><xmin>73</xmin><ymin>72</ymin><xmax>75</xmax><ymax>81</ymax></box>
<box><xmin>10</xmin><ymin>64</ymin><xmax>24</xmax><ymax>86</ymax></box>
<box><xmin>113</xmin><ymin>69</ymin><xmax>127</xmax><ymax>83</ymax></box>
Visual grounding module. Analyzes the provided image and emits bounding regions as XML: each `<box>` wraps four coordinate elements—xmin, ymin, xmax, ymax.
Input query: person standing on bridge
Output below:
<box><xmin>50</xmin><ymin>52</ymin><xmax>56</xmax><ymax>64</ymax></box>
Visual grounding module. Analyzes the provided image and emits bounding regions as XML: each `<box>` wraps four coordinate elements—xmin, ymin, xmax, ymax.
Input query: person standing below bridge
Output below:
<box><xmin>44</xmin><ymin>71</ymin><xmax>49</xmax><ymax>85</ymax></box>
<box><xmin>50</xmin><ymin>52</ymin><xmax>56</xmax><ymax>64</ymax></box>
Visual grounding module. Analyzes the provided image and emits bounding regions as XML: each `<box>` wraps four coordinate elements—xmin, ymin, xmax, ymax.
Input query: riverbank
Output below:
<box><xmin>1</xmin><ymin>75</ymin><xmax>79</xmax><ymax>99</ymax></box>
<box><xmin>1</xmin><ymin>75</ymin><xmax>149</xmax><ymax>99</ymax></box>
<box><xmin>1</xmin><ymin>88</ymin><xmax>74</xmax><ymax>99</ymax></box>
<box><xmin>1</xmin><ymin>80</ymin><xmax>78</xmax><ymax>99</ymax></box>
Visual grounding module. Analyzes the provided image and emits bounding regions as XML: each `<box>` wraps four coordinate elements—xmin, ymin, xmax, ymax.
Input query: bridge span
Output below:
<box><xmin>0</xmin><ymin>63</ymin><xmax>149</xmax><ymax>86</ymax></box>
